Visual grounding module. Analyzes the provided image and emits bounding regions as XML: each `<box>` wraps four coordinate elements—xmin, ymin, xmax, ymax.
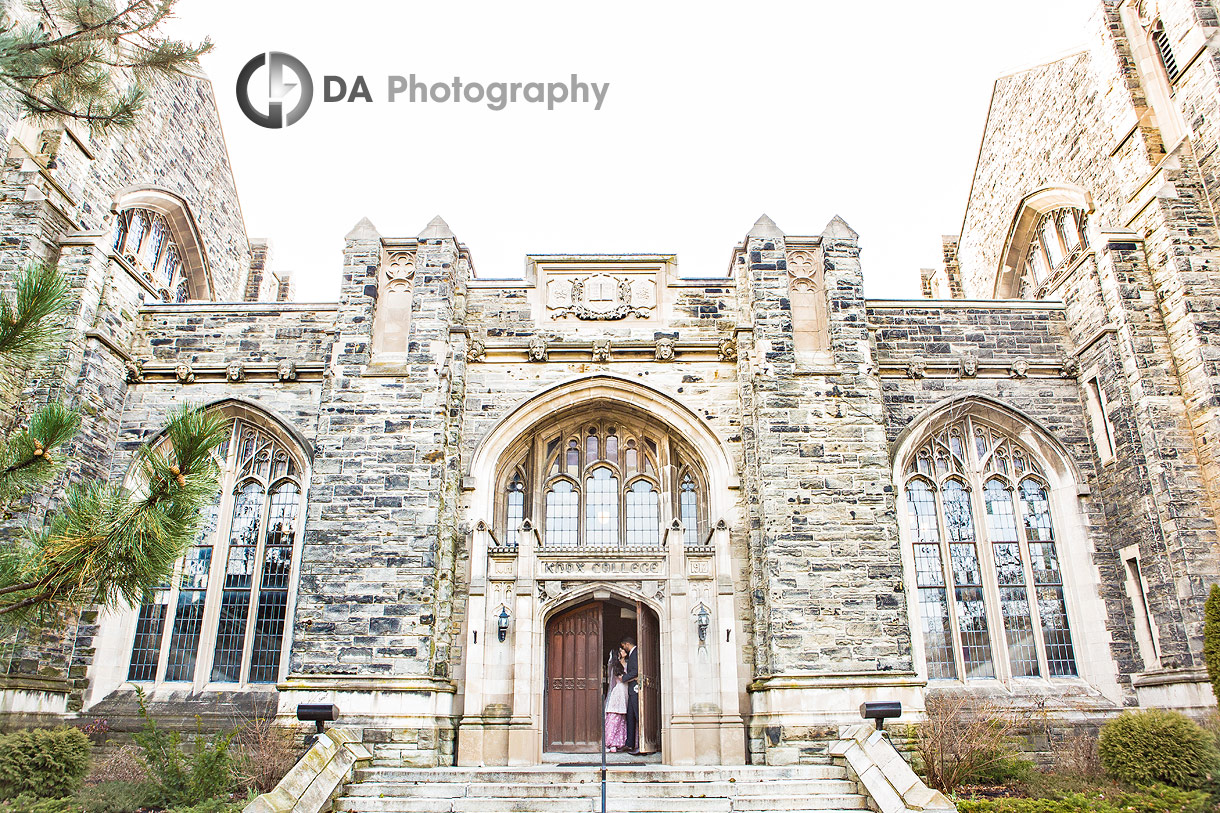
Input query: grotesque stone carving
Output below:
<box><xmin>1060</xmin><ymin>355</ymin><xmax>1080</xmax><ymax>379</ymax></box>
<box><xmin>174</xmin><ymin>362</ymin><xmax>195</xmax><ymax>384</ymax></box>
<box><xmin>592</xmin><ymin>339</ymin><xmax>611</xmax><ymax>363</ymax></box>
<box><xmin>655</xmin><ymin>337</ymin><xmax>675</xmax><ymax>361</ymax></box>
<box><xmin>1010</xmin><ymin>359</ymin><xmax>1029</xmax><ymax>379</ymax></box>
<box><xmin>907</xmin><ymin>360</ymin><xmax>926</xmax><ymax>379</ymax></box>
<box><xmin>959</xmin><ymin>353</ymin><xmax>978</xmax><ymax>378</ymax></box>
<box><xmin>717</xmin><ymin>338</ymin><xmax>737</xmax><ymax>362</ymax></box>
<box><xmin>124</xmin><ymin>359</ymin><xmax>143</xmax><ymax>384</ymax></box>
<box><xmin>277</xmin><ymin>359</ymin><xmax>298</xmax><ymax>381</ymax></box>
<box><xmin>226</xmin><ymin>361</ymin><xmax>245</xmax><ymax>382</ymax></box>
<box><xmin>467</xmin><ymin>338</ymin><xmax>487</xmax><ymax>363</ymax></box>
<box><xmin>528</xmin><ymin>336</ymin><xmax>548</xmax><ymax>362</ymax></box>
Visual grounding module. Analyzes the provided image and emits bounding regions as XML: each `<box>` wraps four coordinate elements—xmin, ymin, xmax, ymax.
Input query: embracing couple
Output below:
<box><xmin>604</xmin><ymin>636</ymin><xmax>641</xmax><ymax>754</ymax></box>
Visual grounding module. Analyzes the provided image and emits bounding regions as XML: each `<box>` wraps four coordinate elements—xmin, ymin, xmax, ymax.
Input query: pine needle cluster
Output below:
<box><xmin>0</xmin><ymin>0</ymin><xmax>212</xmax><ymax>133</ymax></box>
<box><xmin>0</xmin><ymin>263</ymin><xmax>228</xmax><ymax>625</ymax></box>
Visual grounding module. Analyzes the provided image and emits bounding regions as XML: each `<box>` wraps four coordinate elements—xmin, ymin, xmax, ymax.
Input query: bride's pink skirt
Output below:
<box><xmin>605</xmin><ymin>712</ymin><xmax>627</xmax><ymax>749</ymax></box>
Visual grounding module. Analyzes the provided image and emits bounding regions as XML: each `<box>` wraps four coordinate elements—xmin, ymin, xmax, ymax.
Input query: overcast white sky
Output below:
<box><xmin>165</xmin><ymin>1</ymin><xmax>1097</xmax><ymax>302</ymax></box>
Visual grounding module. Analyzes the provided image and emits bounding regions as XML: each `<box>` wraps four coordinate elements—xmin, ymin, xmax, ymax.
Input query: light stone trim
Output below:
<box><xmin>866</xmin><ymin>298</ymin><xmax>1066</xmax><ymax>310</ymax></box>
<box><xmin>134</xmin><ymin>362</ymin><xmax>326</xmax><ymax>383</ymax></box>
<box><xmin>244</xmin><ymin>728</ymin><xmax>371</xmax><ymax>813</ymax></box>
<box><xmin>830</xmin><ymin>724</ymin><xmax>954</xmax><ymax>813</ymax></box>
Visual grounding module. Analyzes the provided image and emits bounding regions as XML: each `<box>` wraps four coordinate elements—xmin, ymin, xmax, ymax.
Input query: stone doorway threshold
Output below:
<box><xmin>542</xmin><ymin>751</ymin><xmax>662</xmax><ymax>766</ymax></box>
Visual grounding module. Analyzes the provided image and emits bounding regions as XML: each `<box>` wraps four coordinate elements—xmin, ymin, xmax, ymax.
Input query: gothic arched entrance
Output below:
<box><xmin>457</xmin><ymin>376</ymin><xmax>748</xmax><ymax>767</ymax></box>
<box><xmin>544</xmin><ymin>598</ymin><xmax>660</xmax><ymax>755</ymax></box>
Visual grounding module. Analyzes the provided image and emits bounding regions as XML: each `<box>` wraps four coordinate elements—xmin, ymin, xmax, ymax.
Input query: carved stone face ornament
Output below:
<box><xmin>174</xmin><ymin>362</ymin><xmax>194</xmax><ymax>384</ymax></box>
<box><xmin>528</xmin><ymin>336</ymin><xmax>549</xmax><ymax>362</ymax></box>
<box><xmin>277</xmin><ymin>359</ymin><xmax>298</xmax><ymax>381</ymax></box>
<box><xmin>226</xmin><ymin>361</ymin><xmax>245</xmax><ymax>382</ymax></box>
<box><xmin>655</xmin><ymin>337</ymin><xmax>675</xmax><ymax>361</ymax></box>
<box><xmin>591</xmin><ymin>339</ymin><xmax>611</xmax><ymax>363</ymax></box>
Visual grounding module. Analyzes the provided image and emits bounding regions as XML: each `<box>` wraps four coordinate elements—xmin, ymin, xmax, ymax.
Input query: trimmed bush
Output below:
<box><xmin>1206</xmin><ymin>584</ymin><xmax>1220</xmax><ymax>704</ymax></box>
<box><xmin>957</xmin><ymin>784</ymin><xmax>1211</xmax><ymax>813</ymax></box>
<box><xmin>0</xmin><ymin>728</ymin><xmax>91</xmax><ymax>800</ymax></box>
<box><xmin>1098</xmin><ymin>709</ymin><xmax>1218</xmax><ymax>789</ymax></box>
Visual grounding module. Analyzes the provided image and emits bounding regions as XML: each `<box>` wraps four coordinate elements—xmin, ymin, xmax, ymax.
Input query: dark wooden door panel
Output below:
<box><xmin>638</xmin><ymin>601</ymin><xmax>661</xmax><ymax>754</ymax></box>
<box><xmin>545</xmin><ymin>602</ymin><xmax>603</xmax><ymax>752</ymax></box>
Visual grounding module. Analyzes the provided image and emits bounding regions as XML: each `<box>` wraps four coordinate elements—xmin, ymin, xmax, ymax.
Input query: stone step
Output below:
<box><xmin>336</xmin><ymin>798</ymin><xmax>866</xmax><ymax>813</ymax></box>
<box><xmin>352</xmin><ymin>765</ymin><xmax>850</xmax><ymax>784</ymax></box>
<box><xmin>344</xmin><ymin>779</ymin><xmax>860</xmax><ymax>799</ymax></box>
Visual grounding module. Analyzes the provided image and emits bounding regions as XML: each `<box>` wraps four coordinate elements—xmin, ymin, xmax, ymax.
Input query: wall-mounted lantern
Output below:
<box><xmin>695</xmin><ymin>604</ymin><xmax>710</xmax><ymax>644</ymax></box>
<box><xmin>497</xmin><ymin>606</ymin><xmax>511</xmax><ymax>642</ymax></box>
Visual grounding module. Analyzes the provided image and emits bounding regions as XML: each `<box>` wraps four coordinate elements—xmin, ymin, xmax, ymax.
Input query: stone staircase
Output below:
<box><xmin>332</xmin><ymin>764</ymin><xmax>870</xmax><ymax>813</ymax></box>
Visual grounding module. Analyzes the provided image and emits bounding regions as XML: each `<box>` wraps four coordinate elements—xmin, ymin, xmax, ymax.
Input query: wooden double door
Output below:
<box><xmin>544</xmin><ymin>599</ymin><xmax>660</xmax><ymax>754</ymax></box>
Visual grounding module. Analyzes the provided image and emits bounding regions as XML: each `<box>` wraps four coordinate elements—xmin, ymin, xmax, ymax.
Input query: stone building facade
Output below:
<box><xmin>0</xmin><ymin>0</ymin><xmax>1218</xmax><ymax>768</ymax></box>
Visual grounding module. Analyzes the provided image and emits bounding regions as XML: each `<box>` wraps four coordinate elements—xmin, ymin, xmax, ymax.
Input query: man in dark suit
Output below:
<box><xmin>620</xmin><ymin>636</ymin><xmax>639</xmax><ymax>754</ymax></box>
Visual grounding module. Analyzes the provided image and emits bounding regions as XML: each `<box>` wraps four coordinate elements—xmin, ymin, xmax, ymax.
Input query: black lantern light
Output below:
<box><xmin>696</xmin><ymin>604</ymin><xmax>710</xmax><ymax>644</ymax></box>
<box><xmin>497</xmin><ymin>606</ymin><xmax>511</xmax><ymax>642</ymax></box>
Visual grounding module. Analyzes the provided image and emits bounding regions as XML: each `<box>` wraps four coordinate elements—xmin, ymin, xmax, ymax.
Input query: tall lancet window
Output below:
<box><xmin>127</xmin><ymin>415</ymin><xmax>308</xmax><ymax>688</ymax></box>
<box><xmin>900</xmin><ymin>417</ymin><xmax>1077</xmax><ymax>682</ymax></box>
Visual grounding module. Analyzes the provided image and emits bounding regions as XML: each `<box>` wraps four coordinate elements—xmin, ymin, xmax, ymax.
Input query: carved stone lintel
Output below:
<box><xmin>1059</xmin><ymin>355</ymin><xmax>1080</xmax><ymax>379</ymax></box>
<box><xmin>717</xmin><ymin>338</ymin><xmax>737</xmax><ymax>362</ymax></box>
<box><xmin>174</xmin><ymin>362</ymin><xmax>195</xmax><ymax>384</ymax></box>
<box><xmin>1009</xmin><ymin>359</ymin><xmax>1029</xmax><ymax>379</ymax></box>
<box><xmin>528</xmin><ymin>336</ymin><xmax>549</xmax><ymax>362</ymax></box>
<box><xmin>654</xmin><ymin>336</ymin><xmax>675</xmax><ymax>361</ymax></box>
<box><xmin>467</xmin><ymin>338</ymin><xmax>487</xmax><ymax>363</ymax></box>
<box><xmin>226</xmin><ymin>361</ymin><xmax>245</xmax><ymax>382</ymax></box>
<box><xmin>958</xmin><ymin>353</ymin><xmax>978</xmax><ymax>378</ymax></box>
<box><xmin>906</xmin><ymin>360</ymin><xmax>926</xmax><ymax>379</ymax></box>
<box><xmin>125</xmin><ymin>359</ymin><xmax>143</xmax><ymax>384</ymax></box>
<box><xmin>277</xmin><ymin>359</ymin><xmax>298</xmax><ymax>381</ymax></box>
<box><xmin>592</xmin><ymin>339</ymin><xmax>611</xmax><ymax>363</ymax></box>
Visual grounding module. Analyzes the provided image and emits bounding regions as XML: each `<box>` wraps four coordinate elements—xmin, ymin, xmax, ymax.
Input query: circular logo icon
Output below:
<box><xmin>236</xmin><ymin>52</ymin><xmax>313</xmax><ymax>129</ymax></box>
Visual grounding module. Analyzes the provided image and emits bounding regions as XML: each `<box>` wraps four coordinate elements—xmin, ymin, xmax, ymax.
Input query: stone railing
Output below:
<box><xmin>244</xmin><ymin>728</ymin><xmax>371</xmax><ymax>813</ymax></box>
<box><xmin>830</xmin><ymin>723</ymin><xmax>955</xmax><ymax>813</ymax></box>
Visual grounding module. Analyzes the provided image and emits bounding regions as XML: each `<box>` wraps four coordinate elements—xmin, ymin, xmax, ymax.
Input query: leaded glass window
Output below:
<box><xmin>127</xmin><ymin>417</ymin><xmax>305</xmax><ymax>688</ymax></box>
<box><xmin>902</xmin><ymin>417</ymin><xmax>1078</xmax><ymax>682</ymax></box>
<box><xmin>500</xmin><ymin>413</ymin><xmax>705</xmax><ymax>548</ymax></box>
<box><xmin>112</xmin><ymin>207</ymin><xmax>193</xmax><ymax>303</ymax></box>
<box><xmin>1020</xmin><ymin>207</ymin><xmax>1088</xmax><ymax>298</ymax></box>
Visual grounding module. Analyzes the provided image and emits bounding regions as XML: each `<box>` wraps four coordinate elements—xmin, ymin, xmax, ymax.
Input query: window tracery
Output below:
<box><xmin>499</xmin><ymin>413</ymin><xmax>705</xmax><ymax>549</ymax></box>
<box><xmin>113</xmin><ymin>207</ymin><xmax>192</xmax><ymax>302</ymax></box>
<box><xmin>902</xmin><ymin>416</ymin><xmax>1077</xmax><ymax>681</ymax></box>
<box><xmin>128</xmin><ymin>418</ymin><xmax>305</xmax><ymax>687</ymax></box>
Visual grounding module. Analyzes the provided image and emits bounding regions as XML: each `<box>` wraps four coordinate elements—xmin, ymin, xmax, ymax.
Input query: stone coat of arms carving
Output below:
<box><xmin>547</xmin><ymin>273</ymin><xmax>654</xmax><ymax>321</ymax></box>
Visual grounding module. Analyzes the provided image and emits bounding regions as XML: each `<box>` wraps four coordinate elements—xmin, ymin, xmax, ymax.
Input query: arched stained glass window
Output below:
<box><xmin>499</xmin><ymin>413</ymin><xmax>705</xmax><ymax>549</ymax></box>
<box><xmin>112</xmin><ymin>207</ymin><xmax>194</xmax><ymax>302</ymax></box>
<box><xmin>127</xmin><ymin>417</ymin><xmax>306</xmax><ymax>688</ymax></box>
<box><xmin>901</xmin><ymin>417</ymin><xmax>1078</xmax><ymax>682</ymax></box>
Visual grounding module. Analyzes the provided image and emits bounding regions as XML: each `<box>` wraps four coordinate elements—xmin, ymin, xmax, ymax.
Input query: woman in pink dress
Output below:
<box><xmin>605</xmin><ymin>652</ymin><xmax>628</xmax><ymax>751</ymax></box>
